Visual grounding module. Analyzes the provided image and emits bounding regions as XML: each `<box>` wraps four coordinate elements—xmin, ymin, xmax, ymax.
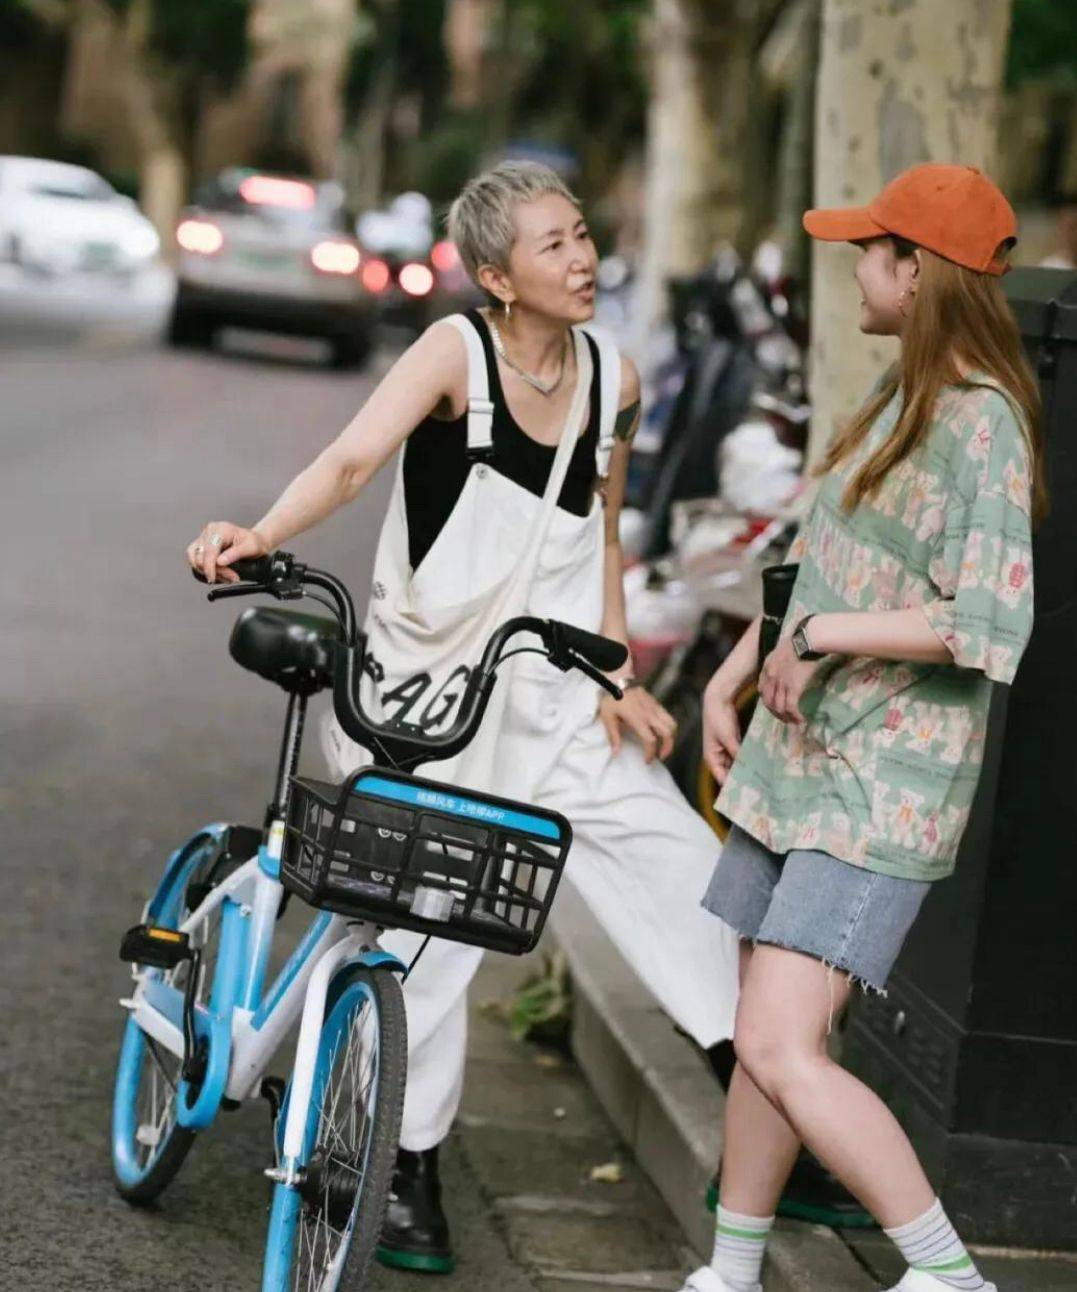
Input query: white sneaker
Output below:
<box><xmin>677</xmin><ymin>1266</ymin><xmax>761</xmax><ymax>1292</ymax></box>
<box><xmin>888</xmin><ymin>1269</ymin><xmax>997</xmax><ymax>1291</ymax></box>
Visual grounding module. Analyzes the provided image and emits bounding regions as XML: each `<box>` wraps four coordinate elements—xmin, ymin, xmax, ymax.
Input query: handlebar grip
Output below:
<box><xmin>230</xmin><ymin>555</ymin><xmax>275</xmax><ymax>582</ymax></box>
<box><xmin>549</xmin><ymin>622</ymin><xmax>628</xmax><ymax>673</ymax></box>
<box><xmin>191</xmin><ymin>553</ymin><xmax>275</xmax><ymax>585</ymax></box>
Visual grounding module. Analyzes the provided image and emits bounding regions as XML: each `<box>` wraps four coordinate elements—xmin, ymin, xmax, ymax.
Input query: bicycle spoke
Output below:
<box><xmin>146</xmin><ymin>1037</ymin><xmax>178</xmax><ymax>1093</ymax></box>
<box><xmin>294</xmin><ymin>991</ymin><xmax>382</xmax><ymax>1292</ymax></box>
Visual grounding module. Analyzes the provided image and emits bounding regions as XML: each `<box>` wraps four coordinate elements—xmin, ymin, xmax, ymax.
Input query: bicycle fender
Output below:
<box><xmin>147</xmin><ymin>825</ymin><xmax>229</xmax><ymax>923</ymax></box>
<box><xmin>322</xmin><ymin>950</ymin><xmax>405</xmax><ymax>1018</ymax></box>
<box><xmin>356</xmin><ymin>950</ymin><xmax>405</xmax><ymax>974</ymax></box>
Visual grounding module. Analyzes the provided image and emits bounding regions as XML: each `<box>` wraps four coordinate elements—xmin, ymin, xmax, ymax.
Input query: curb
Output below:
<box><xmin>549</xmin><ymin>883</ymin><xmax>877</xmax><ymax>1291</ymax></box>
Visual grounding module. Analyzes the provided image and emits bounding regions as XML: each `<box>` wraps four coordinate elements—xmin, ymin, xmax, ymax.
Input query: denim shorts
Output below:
<box><xmin>701</xmin><ymin>825</ymin><xmax>930</xmax><ymax>997</ymax></box>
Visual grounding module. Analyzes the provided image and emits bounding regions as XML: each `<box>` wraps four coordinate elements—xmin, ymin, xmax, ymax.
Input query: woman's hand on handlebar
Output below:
<box><xmin>186</xmin><ymin>522</ymin><xmax>270</xmax><ymax>585</ymax></box>
<box><xmin>598</xmin><ymin>686</ymin><xmax>676</xmax><ymax>764</ymax></box>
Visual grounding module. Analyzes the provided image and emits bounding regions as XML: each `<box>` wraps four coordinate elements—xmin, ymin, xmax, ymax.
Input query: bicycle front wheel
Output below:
<box><xmin>263</xmin><ymin>964</ymin><xmax>407</xmax><ymax>1292</ymax></box>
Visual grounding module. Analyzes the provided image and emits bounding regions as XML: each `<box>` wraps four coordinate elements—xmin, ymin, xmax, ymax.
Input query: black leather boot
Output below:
<box><xmin>377</xmin><ymin>1145</ymin><xmax>454</xmax><ymax>1273</ymax></box>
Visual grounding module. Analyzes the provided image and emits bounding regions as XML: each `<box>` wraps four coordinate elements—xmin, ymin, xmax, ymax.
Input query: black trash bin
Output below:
<box><xmin>842</xmin><ymin>268</ymin><xmax>1077</xmax><ymax>1249</ymax></box>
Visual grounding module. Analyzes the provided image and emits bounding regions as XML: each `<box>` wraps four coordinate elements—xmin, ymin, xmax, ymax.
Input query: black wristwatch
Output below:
<box><xmin>791</xmin><ymin>614</ymin><xmax>826</xmax><ymax>662</ymax></box>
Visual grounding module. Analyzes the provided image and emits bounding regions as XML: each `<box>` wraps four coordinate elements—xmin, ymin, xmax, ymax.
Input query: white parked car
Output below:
<box><xmin>0</xmin><ymin>155</ymin><xmax>160</xmax><ymax>276</ymax></box>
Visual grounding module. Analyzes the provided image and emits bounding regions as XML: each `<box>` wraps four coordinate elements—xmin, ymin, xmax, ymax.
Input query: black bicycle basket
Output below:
<box><xmin>282</xmin><ymin>767</ymin><xmax>573</xmax><ymax>955</ymax></box>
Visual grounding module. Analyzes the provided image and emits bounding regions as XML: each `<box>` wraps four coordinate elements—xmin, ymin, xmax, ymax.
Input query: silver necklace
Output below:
<box><xmin>488</xmin><ymin>316</ymin><xmax>568</xmax><ymax>397</ymax></box>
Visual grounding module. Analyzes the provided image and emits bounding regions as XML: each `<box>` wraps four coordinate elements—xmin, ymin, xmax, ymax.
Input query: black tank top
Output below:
<box><xmin>402</xmin><ymin>309</ymin><xmax>601</xmax><ymax>572</ymax></box>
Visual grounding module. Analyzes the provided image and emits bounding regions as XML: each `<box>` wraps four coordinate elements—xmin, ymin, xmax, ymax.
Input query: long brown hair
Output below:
<box><xmin>818</xmin><ymin>239</ymin><xmax>1049</xmax><ymax>526</ymax></box>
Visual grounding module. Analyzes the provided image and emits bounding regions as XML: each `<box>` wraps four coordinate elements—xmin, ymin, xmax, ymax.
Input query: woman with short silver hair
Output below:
<box><xmin>188</xmin><ymin>160</ymin><xmax>740</xmax><ymax>1273</ymax></box>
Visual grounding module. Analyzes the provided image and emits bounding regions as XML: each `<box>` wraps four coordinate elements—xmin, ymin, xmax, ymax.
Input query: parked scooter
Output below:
<box><xmin>625</xmin><ymin>243</ymin><xmax>806</xmax><ymax>560</ymax></box>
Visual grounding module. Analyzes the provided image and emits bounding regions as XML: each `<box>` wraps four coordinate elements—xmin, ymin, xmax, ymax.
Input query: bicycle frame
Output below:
<box><xmin>121</xmin><ymin>827</ymin><xmax>404</xmax><ymax>1134</ymax></box>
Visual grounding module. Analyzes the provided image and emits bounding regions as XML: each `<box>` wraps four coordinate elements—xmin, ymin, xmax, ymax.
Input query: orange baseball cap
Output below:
<box><xmin>803</xmin><ymin>163</ymin><xmax>1017</xmax><ymax>275</ymax></box>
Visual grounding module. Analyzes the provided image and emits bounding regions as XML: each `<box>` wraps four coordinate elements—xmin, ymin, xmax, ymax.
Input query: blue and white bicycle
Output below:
<box><xmin>110</xmin><ymin>550</ymin><xmax>625</xmax><ymax>1290</ymax></box>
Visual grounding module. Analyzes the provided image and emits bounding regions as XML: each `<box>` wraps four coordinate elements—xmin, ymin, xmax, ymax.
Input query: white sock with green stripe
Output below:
<box><xmin>711</xmin><ymin>1204</ymin><xmax>773</xmax><ymax>1290</ymax></box>
<box><xmin>884</xmin><ymin>1198</ymin><xmax>985</xmax><ymax>1289</ymax></box>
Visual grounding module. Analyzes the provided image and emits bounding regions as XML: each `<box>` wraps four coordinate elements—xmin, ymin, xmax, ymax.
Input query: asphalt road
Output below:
<box><xmin>0</xmin><ymin>308</ymin><xmax>692</xmax><ymax>1292</ymax></box>
<box><xmin>0</xmin><ymin>319</ymin><xmax>397</xmax><ymax>1289</ymax></box>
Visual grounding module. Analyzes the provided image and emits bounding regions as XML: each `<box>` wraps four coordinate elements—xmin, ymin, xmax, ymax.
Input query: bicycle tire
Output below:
<box><xmin>111</xmin><ymin>836</ymin><xmax>222</xmax><ymax>1204</ymax></box>
<box><xmin>263</xmin><ymin>964</ymin><xmax>407</xmax><ymax>1292</ymax></box>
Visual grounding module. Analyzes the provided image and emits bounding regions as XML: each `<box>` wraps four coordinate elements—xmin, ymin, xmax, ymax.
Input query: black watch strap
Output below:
<box><xmin>792</xmin><ymin>614</ymin><xmax>826</xmax><ymax>662</ymax></box>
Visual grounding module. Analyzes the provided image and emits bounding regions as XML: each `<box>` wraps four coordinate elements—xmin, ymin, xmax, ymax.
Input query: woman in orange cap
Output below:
<box><xmin>684</xmin><ymin>164</ymin><xmax>1048</xmax><ymax>1292</ymax></box>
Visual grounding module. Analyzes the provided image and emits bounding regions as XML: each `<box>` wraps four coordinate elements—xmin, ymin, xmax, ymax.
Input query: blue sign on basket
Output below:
<box><xmin>355</xmin><ymin>776</ymin><xmax>562</xmax><ymax>841</ymax></box>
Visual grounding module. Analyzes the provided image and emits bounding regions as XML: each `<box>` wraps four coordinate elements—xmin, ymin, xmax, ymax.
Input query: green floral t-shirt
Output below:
<box><xmin>717</xmin><ymin>376</ymin><xmax>1035</xmax><ymax>881</ymax></box>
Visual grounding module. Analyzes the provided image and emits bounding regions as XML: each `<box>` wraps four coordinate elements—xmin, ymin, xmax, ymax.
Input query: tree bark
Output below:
<box><xmin>118</xmin><ymin>0</ymin><xmax>190</xmax><ymax>245</ymax></box>
<box><xmin>774</xmin><ymin>0</ymin><xmax>820</xmax><ymax>287</ymax></box>
<box><xmin>806</xmin><ymin>0</ymin><xmax>1014</xmax><ymax>465</ymax></box>
<box><xmin>633</xmin><ymin>0</ymin><xmax>758</xmax><ymax>353</ymax></box>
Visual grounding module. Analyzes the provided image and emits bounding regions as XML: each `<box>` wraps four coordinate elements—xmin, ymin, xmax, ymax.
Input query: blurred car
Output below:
<box><xmin>0</xmin><ymin>155</ymin><xmax>160</xmax><ymax>277</ymax></box>
<box><xmin>355</xmin><ymin>192</ymin><xmax>478</xmax><ymax>332</ymax></box>
<box><xmin>170</xmin><ymin>169</ymin><xmax>376</xmax><ymax>367</ymax></box>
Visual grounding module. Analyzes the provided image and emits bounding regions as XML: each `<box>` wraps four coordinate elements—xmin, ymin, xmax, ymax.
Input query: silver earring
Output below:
<box><xmin>504</xmin><ymin>300</ymin><xmax>512</xmax><ymax>321</ymax></box>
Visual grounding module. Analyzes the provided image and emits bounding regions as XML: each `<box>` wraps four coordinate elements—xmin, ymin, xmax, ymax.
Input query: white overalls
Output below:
<box><xmin>322</xmin><ymin>315</ymin><xmax>739</xmax><ymax>1150</ymax></box>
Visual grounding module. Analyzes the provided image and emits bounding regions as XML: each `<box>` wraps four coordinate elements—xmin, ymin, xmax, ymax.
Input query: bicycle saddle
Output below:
<box><xmin>229</xmin><ymin>607</ymin><xmax>339</xmax><ymax>695</ymax></box>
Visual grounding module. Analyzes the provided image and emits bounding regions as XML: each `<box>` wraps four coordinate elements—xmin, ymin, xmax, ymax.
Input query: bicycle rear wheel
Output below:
<box><xmin>263</xmin><ymin>964</ymin><xmax>407</xmax><ymax>1292</ymax></box>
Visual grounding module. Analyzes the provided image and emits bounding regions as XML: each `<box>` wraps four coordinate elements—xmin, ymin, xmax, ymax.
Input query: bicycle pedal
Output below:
<box><xmin>119</xmin><ymin>923</ymin><xmax>192</xmax><ymax>971</ymax></box>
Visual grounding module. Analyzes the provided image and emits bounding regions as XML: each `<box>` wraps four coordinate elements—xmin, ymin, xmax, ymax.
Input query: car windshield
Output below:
<box><xmin>195</xmin><ymin>172</ymin><xmax>348</xmax><ymax>232</ymax></box>
<box><xmin>25</xmin><ymin>173</ymin><xmax>116</xmax><ymax>203</ymax></box>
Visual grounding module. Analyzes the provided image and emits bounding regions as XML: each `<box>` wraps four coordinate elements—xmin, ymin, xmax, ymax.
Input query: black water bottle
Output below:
<box><xmin>758</xmin><ymin>563</ymin><xmax>799</xmax><ymax>673</ymax></box>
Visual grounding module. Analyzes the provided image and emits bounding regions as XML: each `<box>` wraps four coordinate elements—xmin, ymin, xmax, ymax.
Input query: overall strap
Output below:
<box><xmin>441</xmin><ymin>313</ymin><xmax>495</xmax><ymax>460</ymax></box>
<box><xmin>581</xmin><ymin>323</ymin><xmax>622</xmax><ymax>479</ymax></box>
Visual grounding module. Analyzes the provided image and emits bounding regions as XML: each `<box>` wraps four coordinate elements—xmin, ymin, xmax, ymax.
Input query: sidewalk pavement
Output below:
<box><xmin>548</xmin><ymin>884</ymin><xmax>1077</xmax><ymax>1292</ymax></box>
<box><xmin>393</xmin><ymin>949</ymin><xmax>702</xmax><ymax>1292</ymax></box>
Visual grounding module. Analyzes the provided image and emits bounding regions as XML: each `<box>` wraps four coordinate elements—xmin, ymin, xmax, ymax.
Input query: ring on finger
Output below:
<box><xmin>193</xmin><ymin>544</ymin><xmax>205</xmax><ymax>558</ymax></box>
<box><xmin>209</xmin><ymin>532</ymin><xmax>224</xmax><ymax>549</ymax></box>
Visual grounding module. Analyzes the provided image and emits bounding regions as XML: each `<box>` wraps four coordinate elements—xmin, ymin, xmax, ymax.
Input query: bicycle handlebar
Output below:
<box><xmin>191</xmin><ymin>552</ymin><xmax>628</xmax><ymax>773</ymax></box>
<box><xmin>191</xmin><ymin>555</ymin><xmax>275</xmax><ymax>586</ymax></box>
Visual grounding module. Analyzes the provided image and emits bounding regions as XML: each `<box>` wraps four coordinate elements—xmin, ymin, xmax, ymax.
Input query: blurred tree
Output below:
<box><xmin>0</xmin><ymin>0</ymin><xmax>53</xmax><ymax>42</ymax></box>
<box><xmin>340</xmin><ymin>0</ymin><xmax>649</xmax><ymax>221</ymax></box>
<box><xmin>504</xmin><ymin>0</ymin><xmax>649</xmax><ymax>202</ymax></box>
<box><xmin>806</xmin><ymin>0</ymin><xmax>1014</xmax><ymax>466</ymax></box>
<box><xmin>0</xmin><ymin>1</ymin><xmax>70</xmax><ymax>156</ymax></box>
<box><xmin>1006</xmin><ymin>0</ymin><xmax>1077</xmax><ymax>89</ymax></box>
<box><xmin>101</xmin><ymin>0</ymin><xmax>251</xmax><ymax>237</ymax></box>
<box><xmin>1004</xmin><ymin>0</ymin><xmax>1077</xmax><ymax>202</ymax></box>
<box><xmin>634</xmin><ymin>0</ymin><xmax>779</xmax><ymax>348</ymax></box>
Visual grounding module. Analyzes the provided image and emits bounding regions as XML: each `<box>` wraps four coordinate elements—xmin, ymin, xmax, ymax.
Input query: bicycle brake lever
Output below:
<box><xmin>571</xmin><ymin>652</ymin><xmax>623</xmax><ymax>701</ymax></box>
<box><xmin>206</xmin><ymin>582</ymin><xmax>262</xmax><ymax>602</ymax></box>
<box><xmin>544</xmin><ymin>623</ymin><xmax>623</xmax><ymax>699</ymax></box>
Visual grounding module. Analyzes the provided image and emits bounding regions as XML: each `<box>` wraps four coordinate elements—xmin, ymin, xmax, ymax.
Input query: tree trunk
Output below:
<box><xmin>633</xmin><ymin>0</ymin><xmax>757</xmax><ymax>354</ymax></box>
<box><xmin>774</xmin><ymin>0</ymin><xmax>820</xmax><ymax>287</ymax></box>
<box><xmin>340</xmin><ymin>0</ymin><xmax>401</xmax><ymax>212</ymax></box>
<box><xmin>121</xmin><ymin>0</ymin><xmax>187</xmax><ymax>247</ymax></box>
<box><xmin>806</xmin><ymin>0</ymin><xmax>1014</xmax><ymax>465</ymax></box>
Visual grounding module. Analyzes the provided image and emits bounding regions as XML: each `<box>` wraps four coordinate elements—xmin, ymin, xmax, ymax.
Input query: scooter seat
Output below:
<box><xmin>229</xmin><ymin>607</ymin><xmax>338</xmax><ymax>695</ymax></box>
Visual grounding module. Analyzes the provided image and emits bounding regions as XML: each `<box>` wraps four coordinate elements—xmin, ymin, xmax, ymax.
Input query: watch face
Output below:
<box><xmin>792</xmin><ymin>628</ymin><xmax>807</xmax><ymax>658</ymax></box>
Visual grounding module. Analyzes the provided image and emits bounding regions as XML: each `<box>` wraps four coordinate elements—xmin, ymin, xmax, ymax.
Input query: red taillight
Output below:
<box><xmin>310</xmin><ymin>240</ymin><xmax>361</xmax><ymax>275</ymax></box>
<box><xmin>361</xmin><ymin>259</ymin><xmax>391</xmax><ymax>293</ymax></box>
<box><xmin>239</xmin><ymin>175</ymin><xmax>316</xmax><ymax>210</ymax></box>
<box><xmin>399</xmin><ymin>262</ymin><xmax>434</xmax><ymax>297</ymax></box>
<box><xmin>177</xmin><ymin>219</ymin><xmax>223</xmax><ymax>255</ymax></box>
<box><xmin>431</xmin><ymin>240</ymin><xmax>459</xmax><ymax>272</ymax></box>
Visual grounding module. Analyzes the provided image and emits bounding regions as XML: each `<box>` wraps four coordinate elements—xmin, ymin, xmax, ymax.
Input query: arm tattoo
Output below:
<box><xmin>614</xmin><ymin>398</ymin><xmax>641</xmax><ymax>443</ymax></box>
